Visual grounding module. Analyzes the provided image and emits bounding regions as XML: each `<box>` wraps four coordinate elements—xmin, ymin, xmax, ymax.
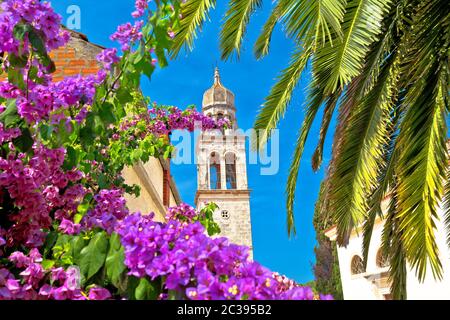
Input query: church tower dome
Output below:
<box><xmin>202</xmin><ymin>68</ymin><xmax>237</xmax><ymax>128</ymax></box>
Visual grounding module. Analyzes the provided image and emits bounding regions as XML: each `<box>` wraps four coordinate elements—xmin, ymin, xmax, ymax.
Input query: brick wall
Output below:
<box><xmin>49</xmin><ymin>29</ymin><xmax>103</xmax><ymax>81</ymax></box>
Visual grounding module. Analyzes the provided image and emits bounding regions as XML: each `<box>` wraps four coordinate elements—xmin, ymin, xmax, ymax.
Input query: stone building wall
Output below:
<box><xmin>196</xmin><ymin>191</ymin><xmax>253</xmax><ymax>252</ymax></box>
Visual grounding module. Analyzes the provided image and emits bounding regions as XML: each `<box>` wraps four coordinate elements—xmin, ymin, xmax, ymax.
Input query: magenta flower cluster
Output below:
<box><xmin>83</xmin><ymin>188</ymin><xmax>129</xmax><ymax>234</ymax></box>
<box><xmin>165</xmin><ymin>203</ymin><xmax>198</xmax><ymax>222</ymax></box>
<box><xmin>132</xmin><ymin>0</ymin><xmax>150</xmax><ymax>18</ymax></box>
<box><xmin>110</xmin><ymin>21</ymin><xmax>144</xmax><ymax>52</ymax></box>
<box><xmin>148</xmin><ymin>106</ymin><xmax>231</xmax><ymax>134</ymax></box>
<box><xmin>96</xmin><ymin>48</ymin><xmax>120</xmax><ymax>71</ymax></box>
<box><xmin>119</xmin><ymin>106</ymin><xmax>230</xmax><ymax>140</ymax></box>
<box><xmin>0</xmin><ymin>0</ymin><xmax>69</xmax><ymax>54</ymax></box>
<box><xmin>116</xmin><ymin>210</ymin><xmax>324</xmax><ymax>300</ymax></box>
<box><xmin>0</xmin><ymin>249</ymin><xmax>110</xmax><ymax>300</ymax></box>
<box><xmin>0</xmin><ymin>143</ymin><xmax>85</xmax><ymax>247</ymax></box>
<box><xmin>14</xmin><ymin>73</ymin><xmax>104</xmax><ymax>124</ymax></box>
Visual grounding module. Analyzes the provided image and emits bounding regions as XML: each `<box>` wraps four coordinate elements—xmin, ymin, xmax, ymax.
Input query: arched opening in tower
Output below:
<box><xmin>209</xmin><ymin>152</ymin><xmax>221</xmax><ymax>189</ymax></box>
<box><xmin>225</xmin><ymin>153</ymin><xmax>237</xmax><ymax>190</ymax></box>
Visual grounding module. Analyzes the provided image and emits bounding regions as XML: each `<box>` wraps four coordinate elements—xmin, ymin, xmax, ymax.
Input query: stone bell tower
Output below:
<box><xmin>195</xmin><ymin>68</ymin><xmax>253</xmax><ymax>257</ymax></box>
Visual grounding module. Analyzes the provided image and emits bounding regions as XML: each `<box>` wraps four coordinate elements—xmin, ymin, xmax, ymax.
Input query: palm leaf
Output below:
<box><xmin>445</xmin><ymin>151</ymin><xmax>450</xmax><ymax>247</ymax></box>
<box><xmin>381</xmin><ymin>185</ymin><xmax>408</xmax><ymax>300</ymax></box>
<box><xmin>315</xmin><ymin>0</ymin><xmax>392</xmax><ymax>94</ymax></box>
<box><xmin>220</xmin><ymin>0</ymin><xmax>263</xmax><ymax>60</ymax></box>
<box><xmin>282</xmin><ymin>0</ymin><xmax>346</xmax><ymax>47</ymax></box>
<box><xmin>253</xmin><ymin>1</ymin><xmax>282</xmax><ymax>60</ymax></box>
<box><xmin>311</xmin><ymin>89</ymin><xmax>341</xmax><ymax>171</ymax></box>
<box><xmin>328</xmin><ymin>54</ymin><xmax>399</xmax><ymax>245</ymax></box>
<box><xmin>285</xmin><ymin>84</ymin><xmax>327</xmax><ymax>236</ymax></box>
<box><xmin>394</xmin><ymin>0</ymin><xmax>449</xmax><ymax>281</ymax></box>
<box><xmin>253</xmin><ymin>43</ymin><xmax>312</xmax><ymax>151</ymax></box>
<box><xmin>358</xmin><ymin>0</ymin><xmax>402</xmax><ymax>97</ymax></box>
<box><xmin>171</xmin><ymin>0</ymin><xmax>216</xmax><ymax>58</ymax></box>
<box><xmin>362</xmin><ymin>113</ymin><xmax>400</xmax><ymax>267</ymax></box>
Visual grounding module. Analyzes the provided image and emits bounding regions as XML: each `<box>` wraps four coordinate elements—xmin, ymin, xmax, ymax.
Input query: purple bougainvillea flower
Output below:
<box><xmin>88</xmin><ymin>287</ymin><xmax>111</xmax><ymax>300</ymax></box>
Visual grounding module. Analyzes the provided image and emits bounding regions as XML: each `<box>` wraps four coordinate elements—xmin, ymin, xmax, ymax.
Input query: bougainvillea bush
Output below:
<box><xmin>0</xmin><ymin>0</ymin><xmax>331</xmax><ymax>300</ymax></box>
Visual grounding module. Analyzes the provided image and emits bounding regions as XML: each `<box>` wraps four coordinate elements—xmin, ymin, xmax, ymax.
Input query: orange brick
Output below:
<box><xmin>62</xmin><ymin>68</ymin><xmax>82</xmax><ymax>76</ymax></box>
<box><xmin>88</xmin><ymin>61</ymin><xmax>100</xmax><ymax>68</ymax></box>
<box><xmin>82</xmin><ymin>68</ymin><xmax>100</xmax><ymax>74</ymax></box>
<box><xmin>58</xmin><ymin>51</ymin><xmax>76</xmax><ymax>59</ymax></box>
<box><xmin>69</xmin><ymin>60</ymin><xmax>86</xmax><ymax>67</ymax></box>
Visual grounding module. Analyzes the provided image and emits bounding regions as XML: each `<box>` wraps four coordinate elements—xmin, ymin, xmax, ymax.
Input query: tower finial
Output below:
<box><xmin>214</xmin><ymin>67</ymin><xmax>221</xmax><ymax>85</ymax></box>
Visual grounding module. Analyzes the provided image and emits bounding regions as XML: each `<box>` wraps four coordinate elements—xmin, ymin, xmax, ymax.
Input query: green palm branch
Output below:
<box><xmin>253</xmin><ymin>43</ymin><xmax>312</xmax><ymax>151</ymax></box>
<box><xmin>220</xmin><ymin>0</ymin><xmax>263</xmax><ymax>60</ymax></box>
<box><xmin>253</xmin><ymin>1</ymin><xmax>282</xmax><ymax>59</ymax></box>
<box><xmin>171</xmin><ymin>0</ymin><xmax>216</xmax><ymax>58</ymax></box>
<box><xmin>171</xmin><ymin>0</ymin><xmax>450</xmax><ymax>299</ymax></box>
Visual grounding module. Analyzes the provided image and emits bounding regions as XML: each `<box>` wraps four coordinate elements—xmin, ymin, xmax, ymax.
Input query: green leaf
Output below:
<box><xmin>9</xmin><ymin>54</ymin><xmax>28</xmax><ymax>68</ymax></box>
<box><xmin>28</xmin><ymin>29</ymin><xmax>47</xmax><ymax>55</ymax></box>
<box><xmin>126</xmin><ymin>276</ymin><xmax>140</xmax><ymax>300</ymax></box>
<box><xmin>41</xmin><ymin>260</ymin><xmax>55</xmax><ymax>270</ymax></box>
<box><xmin>39</xmin><ymin>124</ymin><xmax>53</xmax><ymax>141</ymax></box>
<box><xmin>63</xmin><ymin>146</ymin><xmax>79</xmax><ymax>170</ymax></box>
<box><xmin>135</xmin><ymin>277</ymin><xmax>160</xmax><ymax>300</ymax></box>
<box><xmin>13</xmin><ymin>128</ymin><xmax>33</xmax><ymax>153</ymax></box>
<box><xmin>0</xmin><ymin>99</ymin><xmax>19</xmax><ymax>127</ymax></box>
<box><xmin>42</xmin><ymin>231</ymin><xmax>58</xmax><ymax>256</ymax></box>
<box><xmin>79</xmin><ymin>231</ymin><xmax>109</xmax><ymax>280</ymax></box>
<box><xmin>13</xmin><ymin>23</ymin><xmax>33</xmax><ymax>40</ymax></box>
<box><xmin>71</xmin><ymin>235</ymin><xmax>87</xmax><ymax>264</ymax></box>
<box><xmin>37</xmin><ymin>54</ymin><xmax>56</xmax><ymax>73</ymax></box>
<box><xmin>253</xmin><ymin>1</ymin><xmax>281</xmax><ymax>59</ymax></box>
<box><xmin>105</xmin><ymin>233</ymin><xmax>126</xmax><ymax>287</ymax></box>
<box><xmin>7</xmin><ymin>68</ymin><xmax>25</xmax><ymax>90</ymax></box>
<box><xmin>131</xmin><ymin>149</ymin><xmax>143</xmax><ymax>162</ymax></box>
<box><xmin>99</xmin><ymin>102</ymin><xmax>117</xmax><ymax>125</ymax></box>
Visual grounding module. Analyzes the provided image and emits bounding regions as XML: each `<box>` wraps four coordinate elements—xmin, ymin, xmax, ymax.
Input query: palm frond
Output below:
<box><xmin>220</xmin><ymin>0</ymin><xmax>263</xmax><ymax>60</ymax></box>
<box><xmin>315</xmin><ymin>76</ymin><xmax>363</xmax><ymax>228</ymax></box>
<box><xmin>314</xmin><ymin>0</ymin><xmax>392</xmax><ymax>94</ymax></box>
<box><xmin>282</xmin><ymin>0</ymin><xmax>346</xmax><ymax>47</ymax></box>
<box><xmin>328</xmin><ymin>54</ymin><xmax>399</xmax><ymax>245</ymax></box>
<box><xmin>253</xmin><ymin>1</ymin><xmax>282</xmax><ymax>60</ymax></box>
<box><xmin>311</xmin><ymin>89</ymin><xmax>341</xmax><ymax>171</ymax></box>
<box><xmin>394</xmin><ymin>0</ymin><xmax>449</xmax><ymax>282</ymax></box>
<box><xmin>445</xmin><ymin>154</ymin><xmax>450</xmax><ymax>247</ymax></box>
<box><xmin>253</xmin><ymin>44</ymin><xmax>312</xmax><ymax>151</ymax></box>
<box><xmin>285</xmin><ymin>84</ymin><xmax>327</xmax><ymax>236</ymax></box>
<box><xmin>362</xmin><ymin>115</ymin><xmax>400</xmax><ymax>267</ymax></box>
<box><xmin>358</xmin><ymin>0</ymin><xmax>402</xmax><ymax>97</ymax></box>
<box><xmin>171</xmin><ymin>0</ymin><xmax>216</xmax><ymax>58</ymax></box>
<box><xmin>396</xmin><ymin>72</ymin><xmax>447</xmax><ymax>281</ymax></box>
<box><xmin>381</xmin><ymin>186</ymin><xmax>408</xmax><ymax>300</ymax></box>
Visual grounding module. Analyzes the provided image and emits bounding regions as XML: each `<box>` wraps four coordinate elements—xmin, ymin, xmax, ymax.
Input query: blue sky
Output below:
<box><xmin>52</xmin><ymin>0</ymin><xmax>336</xmax><ymax>284</ymax></box>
